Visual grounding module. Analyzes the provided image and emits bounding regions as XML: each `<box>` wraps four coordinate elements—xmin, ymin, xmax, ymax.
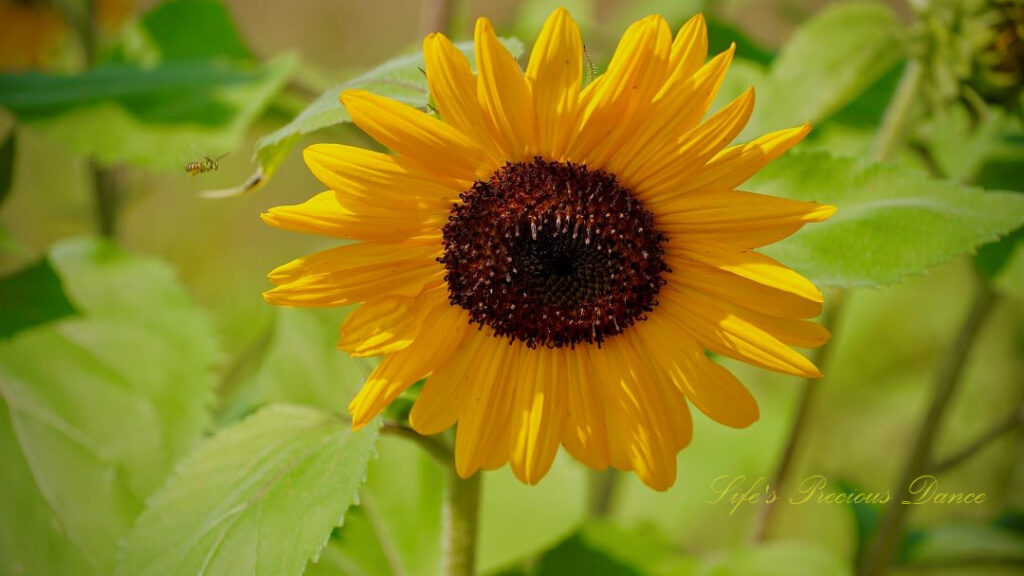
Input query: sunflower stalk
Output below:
<box><xmin>750</xmin><ymin>288</ymin><xmax>847</xmax><ymax>542</ymax></box>
<box><xmin>858</xmin><ymin>280</ymin><xmax>997</xmax><ymax>576</ymax></box>
<box><xmin>441</xmin><ymin>465</ymin><xmax>481</xmax><ymax>576</ymax></box>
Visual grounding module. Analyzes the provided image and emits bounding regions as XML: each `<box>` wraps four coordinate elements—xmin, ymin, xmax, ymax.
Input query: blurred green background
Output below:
<box><xmin>1</xmin><ymin>1</ymin><xmax>1022</xmax><ymax>575</ymax></box>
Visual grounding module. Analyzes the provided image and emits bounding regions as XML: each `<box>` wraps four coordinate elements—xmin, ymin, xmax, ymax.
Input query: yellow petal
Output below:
<box><xmin>661</xmin><ymin>286</ymin><xmax>823</xmax><ymax>378</ymax></box>
<box><xmin>338</xmin><ymin>288</ymin><xmax>448</xmax><ymax>357</ymax></box>
<box><xmin>264</xmin><ymin>240</ymin><xmax>442</xmax><ymax>306</ymax></box>
<box><xmin>673</xmin><ymin>124</ymin><xmax>812</xmax><ymax>195</ymax></box>
<box><xmin>348</xmin><ymin>303</ymin><xmax>471</xmax><ymax>428</ymax></box>
<box><xmin>633</xmin><ymin>86</ymin><xmax>755</xmax><ymax>201</ymax></box>
<box><xmin>665</xmin><ymin>14</ymin><xmax>708</xmax><ymax>87</ymax></box>
<box><xmin>568</xmin><ymin>15</ymin><xmax>673</xmax><ymax>166</ymax></box>
<box><xmin>612</xmin><ymin>45</ymin><xmax>734</xmax><ymax>181</ymax></box>
<box><xmin>475</xmin><ymin>17</ymin><xmax>537</xmax><ymax>160</ymax></box>
<box><xmin>658</xmin><ymin>189</ymin><xmax>836</xmax><ymax>248</ymax></box>
<box><xmin>304</xmin><ymin>143</ymin><xmax>463</xmax><ymax>206</ymax></box>
<box><xmin>525</xmin><ymin>7</ymin><xmax>583</xmax><ymax>159</ymax></box>
<box><xmin>588</xmin><ymin>340</ymin><xmax>679</xmax><ymax>490</ymax></box>
<box><xmin>454</xmin><ymin>339</ymin><xmax>518</xmax><ymax>478</ymax></box>
<box><xmin>561</xmin><ymin>347</ymin><xmax>610</xmax><ymax>470</ymax></box>
<box><xmin>263</xmin><ymin>189</ymin><xmax>447</xmax><ymax>242</ymax></box>
<box><xmin>668</xmin><ymin>241</ymin><xmax>823</xmax><ymax>303</ymax></box>
<box><xmin>341</xmin><ymin>89</ymin><xmax>494</xmax><ymax>180</ymax></box>
<box><xmin>638</xmin><ymin>312</ymin><xmax>759</xmax><ymax>428</ymax></box>
<box><xmin>423</xmin><ymin>32</ymin><xmax>506</xmax><ymax>163</ymax></box>
<box><xmin>509</xmin><ymin>347</ymin><xmax>566</xmax><ymax>484</ymax></box>
<box><xmin>410</xmin><ymin>328</ymin><xmax>489</xmax><ymax>435</ymax></box>
<box><xmin>670</xmin><ymin>258</ymin><xmax>823</xmax><ymax>319</ymax></box>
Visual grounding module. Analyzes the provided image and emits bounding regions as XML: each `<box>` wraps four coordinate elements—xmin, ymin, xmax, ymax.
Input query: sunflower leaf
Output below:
<box><xmin>117</xmin><ymin>404</ymin><xmax>380</xmax><ymax>576</ymax></box>
<box><xmin>0</xmin><ymin>238</ymin><xmax>220</xmax><ymax>574</ymax></box>
<box><xmin>246</xmin><ymin>37</ymin><xmax>524</xmax><ymax>194</ymax></box>
<box><xmin>720</xmin><ymin>2</ymin><xmax>906</xmax><ymax>136</ymax></box>
<box><xmin>308</xmin><ymin>434</ymin><xmax>445</xmax><ymax>576</ymax></box>
<box><xmin>0</xmin><ymin>258</ymin><xmax>77</xmax><ymax>339</ymax></box>
<box><xmin>750</xmin><ymin>151</ymin><xmax>1024</xmax><ymax>287</ymax></box>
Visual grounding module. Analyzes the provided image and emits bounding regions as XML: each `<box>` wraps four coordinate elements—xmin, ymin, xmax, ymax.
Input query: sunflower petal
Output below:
<box><xmin>668</xmin><ymin>242</ymin><xmax>823</xmax><ymax>303</ymax></box>
<box><xmin>423</xmin><ymin>32</ymin><xmax>506</xmax><ymax>163</ymax></box>
<box><xmin>561</xmin><ymin>348</ymin><xmax>610</xmax><ymax>469</ymax></box>
<box><xmin>659</xmin><ymin>189</ymin><xmax>836</xmax><ymax>248</ymax></box>
<box><xmin>509</xmin><ymin>347</ymin><xmax>566</xmax><ymax>484</ymax></box>
<box><xmin>475</xmin><ymin>17</ymin><xmax>537</xmax><ymax>160</ymax></box>
<box><xmin>341</xmin><ymin>89</ymin><xmax>493</xmax><ymax>180</ymax></box>
<box><xmin>525</xmin><ymin>7</ymin><xmax>583</xmax><ymax>159</ymax></box>
<box><xmin>348</xmin><ymin>303</ymin><xmax>471</xmax><ymax>428</ymax></box>
<box><xmin>455</xmin><ymin>340</ymin><xmax>518</xmax><ymax>477</ymax></box>
<box><xmin>639</xmin><ymin>312</ymin><xmax>759</xmax><ymax>427</ymax></box>
<box><xmin>264</xmin><ymin>240</ymin><xmax>442</xmax><ymax>306</ymax></box>
<box><xmin>662</xmin><ymin>285</ymin><xmax>823</xmax><ymax>378</ymax></box>
<box><xmin>338</xmin><ymin>288</ymin><xmax>448</xmax><ymax>357</ymax></box>
<box><xmin>675</xmin><ymin>124</ymin><xmax>812</xmax><ymax>195</ymax></box>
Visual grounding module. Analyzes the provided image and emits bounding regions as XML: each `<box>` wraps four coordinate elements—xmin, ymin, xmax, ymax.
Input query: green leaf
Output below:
<box><xmin>0</xmin><ymin>129</ymin><xmax>13</xmax><ymax>206</ymax></box>
<box><xmin>705</xmin><ymin>17</ymin><xmax>773</xmax><ymax>67</ymax></box>
<box><xmin>534</xmin><ymin>521</ymin><xmax>697</xmax><ymax>576</ymax></box>
<box><xmin>700</xmin><ymin>542</ymin><xmax>851</xmax><ymax>576</ymax></box>
<box><xmin>117</xmin><ymin>404</ymin><xmax>380</xmax><ymax>576</ymax></box>
<box><xmin>139</xmin><ymin>0</ymin><xmax>252</xmax><ymax>61</ymax></box>
<box><xmin>0</xmin><ymin>64</ymin><xmax>259</xmax><ymax>118</ymax></box>
<box><xmin>318</xmin><ymin>435</ymin><xmax>445</xmax><ymax>576</ymax></box>
<box><xmin>0</xmin><ymin>258</ymin><xmax>76</xmax><ymax>339</ymax></box>
<box><xmin>0</xmin><ymin>238</ymin><xmax>220</xmax><ymax>573</ymax></box>
<box><xmin>217</xmin><ymin>307</ymin><xmax>375</xmax><ymax>424</ymax></box>
<box><xmin>0</xmin><ymin>401</ymin><xmax>96</xmax><ymax>576</ymax></box>
<box><xmin>247</xmin><ymin>37</ymin><xmax>524</xmax><ymax>193</ymax></box>
<box><xmin>749</xmin><ymin>151</ymin><xmax>1024</xmax><ymax>287</ymax></box>
<box><xmin>18</xmin><ymin>54</ymin><xmax>296</xmax><ymax>169</ymax></box>
<box><xmin>741</xmin><ymin>2</ymin><xmax>906</xmax><ymax>134</ymax></box>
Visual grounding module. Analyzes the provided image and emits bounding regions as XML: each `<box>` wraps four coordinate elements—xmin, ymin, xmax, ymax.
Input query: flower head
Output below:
<box><xmin>263</xmin><ymin>9</ymin><xmax>835</xmax><ymax>490</ymax></box>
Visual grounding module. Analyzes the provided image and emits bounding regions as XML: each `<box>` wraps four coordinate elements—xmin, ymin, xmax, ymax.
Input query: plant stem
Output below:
<box><xmin>441</xmin><ymin>466</ymin><xmax>481</xmax><ymax>576</ymax></box>
<box><xmin>871</xmin><ymin>60</ymin><xmax>923</xmax><ymax>161</ymax></box>
<box><xmin>419</xmin><ymin>0</ymin><xmax>455</xmax><ymax>36</ymax></box>
<box><xmin>587</xmin><ymin>469</ymin><xmax>618</xmax><ymax>518</ymax></box>
<box><xmin>380</xmin><ymin>421</ymin><xmax>453</xmax><ymax>465</ymax></box>
<box><xmin>750</xmin><ymin>288</ymin><xmax>847</xmax><ymax>542</ymax></box>
<box><xmin>930</xmin><ymin>403</ymin><xmax>1022</xmax><ymax>475</ymax></box>
<box><xmin>90</xmin><ymin>161</ymin><xmax>121</xmax><ymax>238</ymax></box>
<box><xmin>857</xmin><ymin>281</ymin><xmax>997</xmax><ymax>576</ymax></box>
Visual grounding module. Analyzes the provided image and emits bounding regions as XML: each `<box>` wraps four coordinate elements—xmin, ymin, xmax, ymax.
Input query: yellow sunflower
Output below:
<box><xmin>263</xmin><ymin>9</ymin><xmax>835</xmax><ymax>490</ymax></box>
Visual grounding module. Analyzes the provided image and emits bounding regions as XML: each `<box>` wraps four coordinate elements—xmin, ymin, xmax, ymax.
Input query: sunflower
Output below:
<box><xmin>263</xmin><ymin>9</ymin><xmax>835</xmax><ymax>490</ymax></box>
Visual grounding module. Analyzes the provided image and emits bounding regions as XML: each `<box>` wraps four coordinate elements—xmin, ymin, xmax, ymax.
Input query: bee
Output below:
<box><xmin>185</xmin><ymin>153</ymin><xmax>228</xmax><ymax>176</ymax></box>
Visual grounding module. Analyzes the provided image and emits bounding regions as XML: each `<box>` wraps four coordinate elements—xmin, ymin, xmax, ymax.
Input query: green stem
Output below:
<box><xmin>587</xmin><ymin>469</ymin><xmax>619</xmax><ymax>518</ymax></box>
<box><xmin>442</xmin><ymin>467</ymin><xmax>481</xmax><ymax>576</ymax></box>
<box><xmin>90</xmin><ymin>161</ymin><xmax>121</xmax><ymax>238</ymax></box>
<box><xmin>857</xmin><ymin>281</ymin><xmax>997</xmax><ymax>576</ymax></box>
<box><xmin>380</xmin><ymin>421</ymin><xmax>453</xmax><ymax>465</ymax></box>
<box><xmin>750</xmin><ymin>289</ymin><xmax>847</xmax><ymax>542</ymax></box>
<box><xmin>930</xmin><ymin>403</ymin><xmax>1023</xmax><ymax>474</ymax></box>
<box><xmin>871</xmin><ymin>60</ymin><xmax>923</xmax><ymax>161</ymax></box>
<box><xmin>419</xmin><ymin>0</ymin><xmax>455</xmax><ymax>36</ymax></box>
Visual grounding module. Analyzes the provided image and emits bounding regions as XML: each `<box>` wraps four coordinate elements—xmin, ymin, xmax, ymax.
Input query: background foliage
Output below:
<box><xmin>1</xmin><ymin>0</ymin><xmax>1022</xmax><ymax>575</ymax></box>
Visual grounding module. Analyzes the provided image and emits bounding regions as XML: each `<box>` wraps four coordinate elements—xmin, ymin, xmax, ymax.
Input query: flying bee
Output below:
<box><xmin>185</xmin><ymin>153</ymin><xmax>229</xmax><ymax>176</ymax></box>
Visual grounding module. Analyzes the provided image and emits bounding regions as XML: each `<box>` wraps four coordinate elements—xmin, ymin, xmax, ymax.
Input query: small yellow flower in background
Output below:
<box><xmin>263</xmin><ymin>9</ymin><xmax>835</xmax><ymax>490</ymax></box>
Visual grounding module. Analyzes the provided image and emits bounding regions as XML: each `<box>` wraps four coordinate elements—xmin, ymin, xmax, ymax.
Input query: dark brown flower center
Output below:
<box><xmin>440</xmin><ymin>159</ymin><xmax>668</xmax><ymax>348</ymax></box>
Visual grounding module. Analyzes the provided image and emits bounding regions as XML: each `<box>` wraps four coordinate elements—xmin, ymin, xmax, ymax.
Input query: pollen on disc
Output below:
<box><xmin>440</xmin><ymin>158</ymin><xmax>669</xmax><ymax>348</ymax></box>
